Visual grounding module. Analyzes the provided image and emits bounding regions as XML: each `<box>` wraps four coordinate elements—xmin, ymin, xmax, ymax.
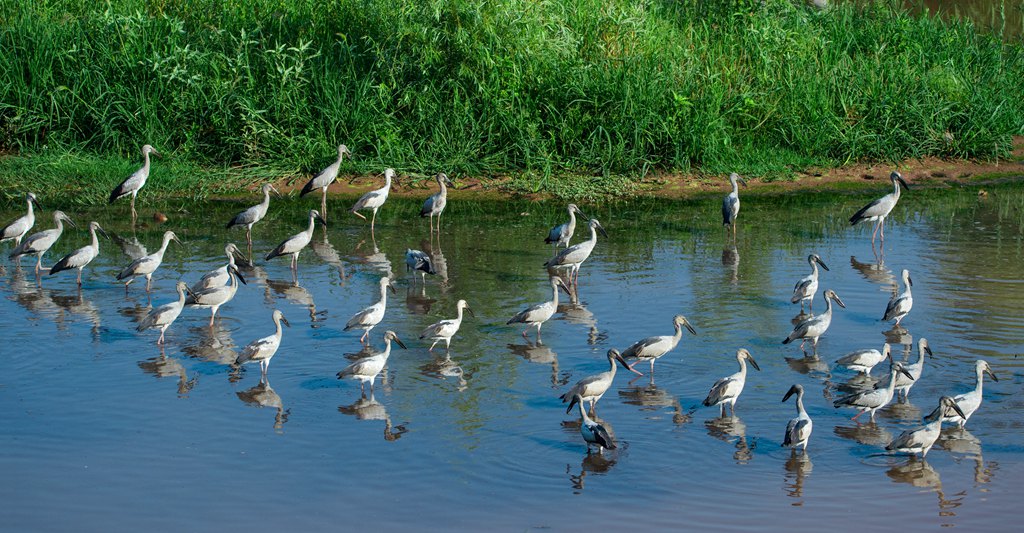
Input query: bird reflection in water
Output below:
<box><xmin>618</xmin><ymin>382</ymin><xmax>693</xmax><ymax>426</ymax></box>
<box><xmin>7</xmin><ymin>264</ymin><xmax>61</xmax><ymax>321</ymax></box>
<box><xmin>833</xmin><ymin>421</ymin><xmax>893</xmax><ymax>447</ymax></box>
<box><xmin>850</xmin><ymin>252</ymin><xmax>894</xmax><ymax>288</ymax></box>
<box><xmin>785</xmin><ymin>354</ymin><xmax>830</xmax><ymax>378</ymax></box>
<box><xmin>352</xmin><ymin>237</ymin><xmax>393</xmax><ymax>278</ymax></box>
<box><xmin>886</xmin><ymin>457</ymin><xmax>963</xmax><ymax>523</ymax></box>
<box><xmin>567</xmin><ymin>449</ymin><xmax>620</xmax><ymax>494</ymax></box>
<box><xmin>508</xmin><ymin>341</ymin><xmax>566</xmax><ymax>388</ymax></box>
<box><xmin>266</xmin><ymin>278</ymin><xmax>325</xmax><ymax>326</ymax></box>
<box><xmin>338</xmin><ymin>391</ymin><xmax>408</xmax><ymax>441</ymax></box>
<box><xmin>420</xmin><ymin>354</ymin><xmax>468</xmax><ymax>391</ymax></box>
<box><xmin>783</xmin><ymin>451</ymin><xmax>813</xmax><ymax>502</ymax></box>
<box><xmin>883</xmin><ymin>324</ymin><xmax>913</xmax><ymax>346</ymax></box>
<box><xmin>937</xmin><ymin>428</ymin><xmax>997</xmax><ymax>485</ymax></box>
<box><xmin>50</xmin><ymin>288</ymin><xmax>103</xmax><ymax>340</ymax></box>
<box><xmin>705</xmin><ymin>416</ymin><xmax>755</xmax><ymax>464</ymax></box>
<box><xmin>138</xmin><ymin>348</ymin><xmax>198</xmax><ymax>397</ymax></box>
<box><xmin>310</xmin><ymin>232</ymin><xmax>349</xmax><ymax>284</ymax></box>
<box><xmin>237</xmin><ymin>377</ymin><xmax>289</xmax><ymax>431</ymax></box>
<box><xmin>557</xmin><ymin>302</ymin><xmax>607</xmax><ymax>345</ymax></box>
<box><xmin>420</xmin><ymin>239</ymin><xmax>449</xmax><ymax>291</ymax></box>
<box><xmin>405</xmin><ymin>283</ymin><xmax>436</xmax><ymax>315</ymax></box>
<box><xmin>722</xmin><ymin>245</ymin><xmax>739</xmax><ymax>285</ymax></box>
<box><xmin>181</xmin><ymin>322</ymin><xmax>238</xmax><ymax>375</ymax></box>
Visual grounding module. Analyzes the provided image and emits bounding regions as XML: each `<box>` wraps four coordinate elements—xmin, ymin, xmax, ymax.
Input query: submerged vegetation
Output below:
<box><xmin>1</xmin><ymin>0</ymin><xmax>1023</xmax><ymax>202</ymax></box>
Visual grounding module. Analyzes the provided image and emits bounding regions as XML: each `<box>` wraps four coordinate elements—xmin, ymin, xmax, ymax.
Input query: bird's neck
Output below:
<box><xmin>588</xmin><ymin>226</ymin><xmax>598</xmax><ymax>243</ymax></box>
<box><xmin>672</xmin><ymin>323</ymin><xmax>684</xmax><ymax>344</ymax></box>
<box><xmin>53</xmin><ymin>216</ymin><xmax>64</xmax><ymax>232</ymax></box>
<box><xmin>891</xmin><ymin>178</ymin><xmax>901</xmax><ymax>198</ymax></box>
<box><xmin>737</xmin><ymin>358</ymin><xmax>748</xmax><ymax>378</ymax></box>
<box><xmin>809</xmin><ymin>261</ymin><xmax>818</xmax><ymax>276</ymax></box>
<box><xmin>550</xmin><ymin>282</ymin><xmax>560</xmax><ymax>306</ymax></box>
<box><xmin>25</xmin><ymin>199</ymin><xmax>34</xmax><ymax>217</ymax></box>
<box><xmin>261</xmin><ymin>189</ymin><xmax>272</xmax><ymax>206</ymax></box>
<box><xmin>795</xmin><ymin>394</ymin><xmax>806</xmax><ymax>416</ymax></box>
<box><xmin>454</xmin><ymin>306</ymin><xmax>465</xmax><ymax>322</ymax></box>
<box><xmin>306</xmin><ymin>215</ymin><xmax>317</xmax><ymax>235</ymax></box>
<box><xmin>974</xmin><ymin>368</ymin><xmax>985</xmax><ymax>393</ymax></box>
<box><xmin>378</xmin><ymin>283</ymin><xmax>389</xmax><ymax>303</ymax></box>
<box><xmin>567</xmin><ymin>209</ymin><xmax>577</xmax><ymax>228</ymax></box>
<box><xmin>274</xmin><ymin>318</ymin><xmax>284</xmax><ymax>338</ymax></box>
<box><xmin>731</xmin><ymin>180</ymin><xmax>740</xmax><ymax>195</ymax></box>
<box><xmin>383</xmin><ymin>173</ymin><xmax>392</xmax><ymax>191</ymax></box>
<box><xmin>157</xmin><ymin>236</ymin><xmax>172</xmax><ymax>255</ymax></box>
<box><xmin>90</xmin><ymin>228</ymin><xmax>100</xmax><ymax>249</ymax></box>
<box><xmin>177</xmin><ymin>287</ymin><xmax>188</xmax><ymax>304</ymax></box>
<box><xmin>438</xmin><ymin>178</ymin><xmax>447</xmax><ymax>195</ymax></box>
<box><xmin>886</xmin><ymin>371</ymin><xmax>900</xmax><ymax>393</ymax></box>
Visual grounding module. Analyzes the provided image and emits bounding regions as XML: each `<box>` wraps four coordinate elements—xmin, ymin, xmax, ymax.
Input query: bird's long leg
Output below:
<box><xmin>370</xmin><ymin>209</ymin><xmax>378</xmax><ymax>234</ymax></box>
<box><xmin>522</xmin><ymin>328</ymin><xmax>530</xmax><ymax>338</ymax></box>
<box><xmin>146</xmin><ymin>275</ymin><xmax>152</xmax><ymax>293</ymax></box>
<box><xmin>871</xmin><ymin>220</ymin><xmax>880</xmax><ymax>245</ymax></box>
<box><xmin>879</xmin><ymin>218</ymin><xmax>885</xmax><ymax>243</ymax></box>
<box><xmin>130</xmin><ymin>195</ymin><xmax>138</xmax><ymax>225</ymax></box>
<box><xmin>246</xmin><ymin>227</ymin><xmax>253</xmax><ymax>257</ymax></box>
<box><xmin>76</xmin><ymin>269</ymin><xmax>83</xmax><ymax>286</ymax></box>
<box><xmin>158</xmin><ymin>330</ymin><xmax>165</xmax><ymax>345</ymax></box>
<box><xmin>429</xmin><ymin>340</ymin><xmax>439</xmax><ymax>351</ymax></box>
<box><xmin>209</xmin><ymin>309</ymin><xmax>215</xmax><ymax>327</ymax></box>
<box><xmin>321</xmin><ymin>189</ymin><xmax>328</xmax><ymax>222</ymax></box>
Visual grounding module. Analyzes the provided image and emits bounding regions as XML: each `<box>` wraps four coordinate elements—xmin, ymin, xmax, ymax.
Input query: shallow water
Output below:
<box><xmin>2</xmin><ymin>183</ymin><xmax>1023</xmax><ymax>530</ymax></box>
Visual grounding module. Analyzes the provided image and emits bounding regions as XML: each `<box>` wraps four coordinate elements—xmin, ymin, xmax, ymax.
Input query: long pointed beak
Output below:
<box><xmin>388</xmin><ymin>282</ymin><xmax>397</xmax><ymax>295</ymax></box>
<box><xmin>924</xmin><ymin>346</ymin><xmax>933</xmax><ymax>357</ymax></box>
<box><xmin>898</xmin><ymin>366</ymin><xmax>915</xmax><ymax>380</ymax></box>
<box><xmin>832</xmin><ymin>294</ymin><xmax>847</xmax><ymax>308</ymax></box>
<box><xmin>317</xmin><ymin>214</ymin><xmax>328</xmax><ymax>227</ymax></box>
<box><xmin>907</xmin><ymin>276</ymin><xmax>913</xmax><ymax>287</ymax></box>
<box><xmin>617</xmin><ymin>353</ymin><xmax>643</xmax><ymax>376</ymax></box>
<box><xmin>281</xmin><ymin>317</ymin><xmax>291</xmax><ymax>328</ymax></box>
<box><xmin>66</xmin><ymin>217</ymin><xmax>78</xmax><ymax>229</ymax></box>
<box><xmin>393</xmin><ymin>336</ymin><xmax>408</xmax><ymax>349</ymax></box>
<box><xmin>271</xmin><ymin>186</ymin><xmax>283</xmax><ymax>199</ymax></box>
<box><xmin>739</xmin><ymin>178</ymin><xmax>747</xmax><ymax>187</ymax></box>
<box><xmin>232</xmin><ymin>267</ymin><xmax>248</xmax><ymax>285</ymax></box>
<box><xmin>897</xmin><ymin>176</ymin><xmax>910</xmax><ymax>190</ymax></box>
<box><xmin>747</xmin><ymin>356</ymin><xmax>761</xmax><ymax>371</ymax></box>
<box><xmin>97</xmin><ymin>226</ymin><xmax>110</xmax><ymax>239</ymax></box>
<box><xmin>597</xmin><ymin>224</ymin><xmax>608</xmax><ymax>238</ymax></box>
<box><xmin>949</xmin><ymin>400</ymin><xmax>966</xmax><ymax>420</ymax></box>
<box><xmin>782</xmin><ymin>387</ymin><xmax>797</xmax><ymax>403</ymax></box>
<box><xmin>986</xmin><ymin>368</ymin><xmax>999</xmax><ymax>382</ymax></box>
<box><xmin>685</xmin><ymin>322</ymin><xmax>697</xmax><ymax>336</ymax></box>
<box><xmin>576</xmin><ymin>207</ymin><xmax>590</xmax><ymax>221</ymax></box>
<box><xmin>465</xmin><ymin>307</ymin><xmax>475</xmax><ymax>317</ymax></box>
<box><xmin>817</xmin><ymin>258</ymin><xmax>830</xmax><ymax>271</ymax></box>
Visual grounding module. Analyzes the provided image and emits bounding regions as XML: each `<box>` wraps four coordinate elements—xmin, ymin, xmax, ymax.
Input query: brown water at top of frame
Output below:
<box><xmin>0</xmin><ymin>183</ymin><xmax>1022</xmax><ymax>531</ymax></box>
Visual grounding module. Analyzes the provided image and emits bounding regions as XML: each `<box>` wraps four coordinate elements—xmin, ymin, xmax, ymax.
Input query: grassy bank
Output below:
<box><xmin>2</xmin><ymin>0</ymin><xmax>1024</xmax><ymax>203</ymax></box>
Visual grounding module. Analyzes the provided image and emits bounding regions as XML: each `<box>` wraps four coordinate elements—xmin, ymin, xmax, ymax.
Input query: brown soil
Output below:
<box><xmin>269</xmin><ymin>136</ymin><xmax>1024</xmax><ymax>201</ymax></box>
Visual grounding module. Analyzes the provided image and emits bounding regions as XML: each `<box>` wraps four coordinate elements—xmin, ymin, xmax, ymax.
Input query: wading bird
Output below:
<box><xmin>420</xmin><ymin>172</ymin><xmax>454</xmax><ymax>233</ymax></box>
<box><xmin>791</xmin><ymin>254</ymin><xmax>829</xmax><ymax>312</ymax></box>
<box><xmin>849</xmin><ymin>170</ymin><xmax>909</xmax><ymax>245</ymax></box>
<box><xmin>109</xmin><ymin>144</ymin><xmax>159</xmax><ymax>222</ymax></box>
<box><xmin>350</xmin><ymin>168</ymin><xmax>394</xmax><ymax>233</ymax></box>
<box><xmin>1</xmin><ymin>192</ymin><xmax>40</xmax><ymax>248</ymax></box>
<box><xmin>561</xmin><ymin>349</ymin><xmax>643</xmax><ymax>415</ymax></box>
<box><xmin>926</xmin><ymin>360</ymin><xmax>998</xmax><ymax>428</ymax></box>
<box><xmin>300</xmin><ymin>144</ymin><xmax>351</xmax><ymax>220</ymax></box>
<box><xmin>420</xmin><ymin>299</ymin><xmax>473</xmax><ymax>351</ymax></box>
<box><xmin>116</xmin><ymin>230</ymin><xmax>182</xmax><ymax>293</ymax></box>
<box><xmin>405</xmin><ymin>249</ymin><xmax>436</xmax><ymax>283</ymax></box>
<box><xmin>137</xmin><ymin>281</ymin><xmax>190</xmax><ymax>345</ymax></box>
<box><xmin>9</xmin><ymin>210</ymin><xmax>74</xmax><ymax>274</ymax></box>
<box><xmin>572</xmin><ymin>394</ymin><xmax>616</xmax><ymax>453</ymax></box>
<box><xmin>235</xmin><ymin>309</ymin><xmax>290</xmax><ymax>378</ymax></box>
<box><xmin>782</xmin><ymin>384</ymin><xmax>813</xmax><ymax>452</ymax></box>
<box><xmin>833</xmin><ymin>362</ymin><xmax>914</xmax><ymax>422</ymax></box>
<box><xmin>226</xmin><ymin>183</ymin><xmax>280</xmax><ymax>253</ymax></box>
<box><xmin>187</xmin><ymin>258</ymin><xmax>246</xmax><ymax>326</ymax></box>
<box><xmin>703</xmin><ymin>348</ymin><xmax>760</xmax><ymax>417</ymax></box>
<box><xmin>886</xmin><ymin>397</ymin><xmax>965</xmax><ymax>458</ymax></box>
<box><xmin>722</xmin><ymin>172</ymin><xmax>746</xmax><ymax>239</ymax></box>
<box><xmin>836</xmin><ymin>342</ymin><xmax>891</xmax><ymax>376</ymax></box>
<box><xmin>783</xmin><ymin>289</ymin><xmax>846</xmax><ymax>352</ymax></box>
<box><xmin>543</xmin><ymin>218</ymin><xmax>607</xmax><ymax>290</ymax></box>
<box><xmin>49</xmin><ymin>222</ymin><xmax>106</xmax><ymax>286</ymax></box>
<box><xmin>265</xmin><ymin>209</ymin><xmax>326</xmax><ymax>273</ymax></box>
<box><xmin>337</xmin><ymin>330</ymin><xmax>407</xmax><ymax>394</ymax></box>
<box><xmin>506</xmin><ymin>277</ymin><xmax>567</xmax><ymax>341</ymax></box>
<box><xmin>883</xmin><ymin>269</ymin><xmax>913</xmax><ymax>325</ymax></box>
<box><xmin>191</xmin><ymin>243</ymin><xmax>248</xmax><ymax>292</ymax></box>
<box><xmin>345</xmin><ymin>276</ymin><xmax>396</xmax><ymax>344</ymax></box>
<box><xmin>875</xmin><ymin>338</ymin><xmax>931</xmax><ymax>400</ymax></box>
<box><xmin>621</xmin><ymin>314</ymin><xmax>698</xmax><ymax>376</ymax></box>
<box><xmin>545</xmin><ymin>203</ymin><xmax>588</xmax><ymax>250</ymax></box>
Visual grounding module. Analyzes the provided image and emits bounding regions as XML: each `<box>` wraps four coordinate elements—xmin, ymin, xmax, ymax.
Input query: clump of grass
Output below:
<box><xmin>0</xmin><ymin>0</ymin><xmax>1022</xmax><ymax>202</ymax></box>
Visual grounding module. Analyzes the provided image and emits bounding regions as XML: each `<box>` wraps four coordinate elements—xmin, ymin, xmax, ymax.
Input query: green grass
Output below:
<box><xmin>1</xmin><ymin>0</ymin><xmax>1023</xmax><ymax>203</ymax></box>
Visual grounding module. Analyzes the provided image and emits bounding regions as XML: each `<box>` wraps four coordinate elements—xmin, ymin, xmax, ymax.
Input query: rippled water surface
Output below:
<box><xmin>2</xmin><ymin>184</ymin><xmax>1024</xmax><ymax>530</ymax></box>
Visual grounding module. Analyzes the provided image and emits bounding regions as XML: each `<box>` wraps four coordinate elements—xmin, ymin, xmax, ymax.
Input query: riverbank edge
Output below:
<box><xmin>2</xmin><ymin>137</ymin><xmax>1022</xmax><ymax>206</ymax></box>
